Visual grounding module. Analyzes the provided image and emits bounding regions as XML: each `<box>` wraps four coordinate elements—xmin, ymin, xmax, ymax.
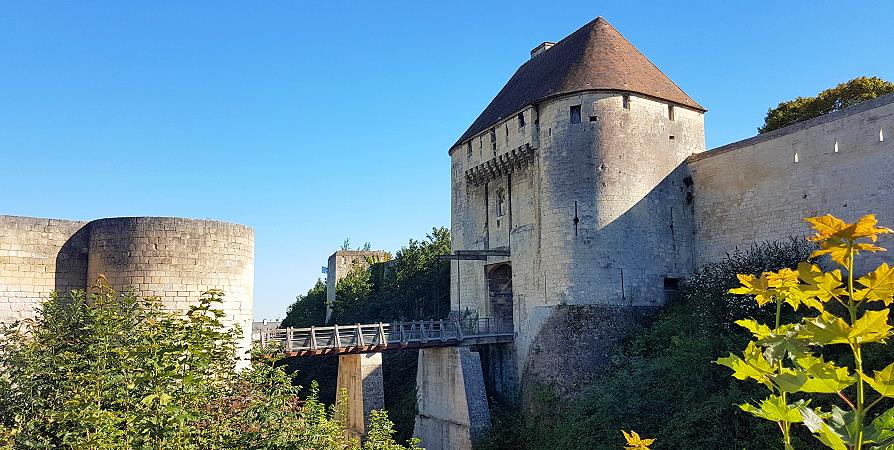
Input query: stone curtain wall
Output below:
<box><xmin>689</xmin><ymin>94</ymin><xmax>894</xmax><ymax>273</ymax></box>
<box><xmin>0</xmin><ymin>216</ymin><xmax>89</xmax><ymax>322</ymax></box>
<box><xmin>87</xmin><ymin>217</ymin><xmax>255</xmax><ymax>358</ymax></box>
<box><xmin>0</xmin><ymin>215</ymin><xmax>255</xmax><ymax>361</ymax></box>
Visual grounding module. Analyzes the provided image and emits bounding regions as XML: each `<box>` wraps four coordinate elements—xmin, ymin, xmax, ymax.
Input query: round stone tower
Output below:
<box><xmin>87</xmin><ymin>217</ymin><xmax>255</xmax><ymax>359</ymax></box>
<box><xmin>448</xmin><ymin>17</ymin><xmax>705</xmax><ymax>396</ymax></box>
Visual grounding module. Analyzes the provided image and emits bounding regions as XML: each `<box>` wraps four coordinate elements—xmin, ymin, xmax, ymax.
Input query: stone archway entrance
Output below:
<box><xmin>485</xmin><ymin>263</ymin><xmax>513</xmax><ymax>328</ymax></box>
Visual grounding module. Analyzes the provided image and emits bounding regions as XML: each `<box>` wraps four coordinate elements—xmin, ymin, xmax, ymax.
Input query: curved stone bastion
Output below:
<box><xmin>0</xmin><ymin>215</ymin><xmax>254</xmax><ymax>361</ymax></box>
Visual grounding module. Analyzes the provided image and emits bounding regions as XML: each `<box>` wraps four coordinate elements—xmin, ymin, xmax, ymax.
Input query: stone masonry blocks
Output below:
<box><xmin>0</xmin><ymin>215</ymin><xmax>255</xmax><ymax>364</ymax></box>
<box><xmin>414</xmin><ymin>347</ymin><xmax>490</xmax><ymax>450</ymax></box>
<box><xmin>336</xmin><ymin>352</ymin><xmax>385</xmax><ymax>439</ymax></box>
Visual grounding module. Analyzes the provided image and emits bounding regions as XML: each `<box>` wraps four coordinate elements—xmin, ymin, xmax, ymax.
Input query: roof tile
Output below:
<box><xmin>454</xmin><ymin>17</ymin><xmax>704</xmax><ymax>147</ymax></box>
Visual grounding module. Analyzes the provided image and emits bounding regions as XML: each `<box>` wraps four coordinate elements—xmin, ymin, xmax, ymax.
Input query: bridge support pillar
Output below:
<box><xmin>336</xmin><ymin>352</ymin><xmax>385</xmax><ymax>440</ymax></box>
<box><xmin>414</xmin><ymin>347</ymin><xmax>490</xmax><ymax>450</ymax></box>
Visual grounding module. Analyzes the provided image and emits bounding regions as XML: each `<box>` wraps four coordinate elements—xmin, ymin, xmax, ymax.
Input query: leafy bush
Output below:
<box><xmin>0</xmin><ymin>279</ymin><xmax>419</xmax><ymax>450</ymax></box>
<box><xmin>479</xmin><ymin>239</ymin><xmax>814</xmax><ymax>450</ymax></box>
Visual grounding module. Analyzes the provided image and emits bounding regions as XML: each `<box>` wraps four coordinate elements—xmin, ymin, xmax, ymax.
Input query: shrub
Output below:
<box><xmin>0</xmin><ymin>279</ymin><xmax>419</xmax><ymax>450</ymax></box>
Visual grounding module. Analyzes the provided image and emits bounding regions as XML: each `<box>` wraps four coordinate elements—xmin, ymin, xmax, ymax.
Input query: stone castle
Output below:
<box><xmin>0</xmin><ymin>216</ymin><xmax>255</xmax><ymax>357</ymax></box>
<box><xmin>448</xmin><ymin>17</ymin><xmax>894</xmax><ymax>396</ymax></box>
<box><xmin>1</xmin><ymin>15</ymin><xmax>893</xmax><ymax>450</ymax></box>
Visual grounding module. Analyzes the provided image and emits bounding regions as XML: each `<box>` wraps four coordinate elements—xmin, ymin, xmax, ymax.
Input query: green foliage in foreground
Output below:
<box><xmin>720</xmin><ymin>214</ymin><xmax>894</xmax><ymax>450</ymax></box>
<box><xmin>0</xmin><ymin>281</ymin><xmax>420</xmax><ymax>450</ymax></box>
<box><xmin>479</xmin><ymin>239</ymin><xmax>817</xmax><ymax>450</ymax></box>
<box><xmin>760</xmin><ymin>77</ymin><xmax>894</xmax><ymax>133</ymax></box>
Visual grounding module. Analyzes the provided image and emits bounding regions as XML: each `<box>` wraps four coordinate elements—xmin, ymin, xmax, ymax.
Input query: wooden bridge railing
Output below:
<box><xmin>260</xmin><ymin>318</ymin><xmax>513</xmax><ymax>355</ymax></box>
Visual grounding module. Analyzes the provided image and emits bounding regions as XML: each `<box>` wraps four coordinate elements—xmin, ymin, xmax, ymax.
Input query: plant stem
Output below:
<box><xmin>776</xmin><ymin>297</ymin><xmax>792</xmax><ymax>448</ymax></box>
<box><xmin>847</xmin><ymin>244</ymin><xmax>865</xmax><ymax>450</ymax></box>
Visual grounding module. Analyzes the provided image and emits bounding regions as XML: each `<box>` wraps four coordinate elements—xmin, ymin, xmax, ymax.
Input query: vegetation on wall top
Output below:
<box><xmin>760</xmin><ymin>77</ymin><xmax>894</xmax><ymax>133</ymax></box>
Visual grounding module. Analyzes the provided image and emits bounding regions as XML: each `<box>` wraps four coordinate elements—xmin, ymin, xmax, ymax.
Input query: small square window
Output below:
<box><xmin>570</xmin><ymin>105</ymin><xmax>581</xmax><ymax>124</ymax></box>
<box><xmin>668</xmin><ymin>104</ymin><xmax>675</xmax><ymax>121</ymax></box>
<box><xmin>664</xmin><ymin>277</ymin><xmax>680</xmax><ymax>291</ymax></box>
<box><xmin>517</xmin><ymin>113</ymin><xmax>525</xmax><ymax>128</ymax></box>
<box><xmin>622</xmin><ymin>94</ymin><xmax>630</xmax><ymax>110</ymax></box>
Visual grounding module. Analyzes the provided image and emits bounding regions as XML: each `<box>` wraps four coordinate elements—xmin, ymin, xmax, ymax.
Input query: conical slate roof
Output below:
<box><xmin>454</xmin><ymin>17</ymin><xmax>704</xmax><ymax>147</ymax></box>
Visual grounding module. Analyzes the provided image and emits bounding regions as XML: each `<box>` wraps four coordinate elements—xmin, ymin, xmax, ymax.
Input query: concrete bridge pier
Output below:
<box><xmin>336</xmin><ymin>352</ymin><xmax>385</xmax><ymax>439</ymax></box>
<box><xmin>414</xmin><ymin>347</ymin><xmax>490</xmax><ymax>450</ymax></box>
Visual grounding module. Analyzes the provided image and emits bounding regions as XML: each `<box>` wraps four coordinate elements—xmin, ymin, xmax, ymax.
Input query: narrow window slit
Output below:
<box><xmin>570</xmin><ymin>105</ymin><xmax>581</xmax><ymax>124</ymax></box>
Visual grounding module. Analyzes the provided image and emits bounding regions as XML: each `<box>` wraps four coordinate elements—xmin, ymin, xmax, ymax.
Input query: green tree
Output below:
<box><xmin>326</xmin><ymin>227</ymin><xmax>450</xmax><ymax>325</ymax></box>
<box><xmin>282</xmin><ymin>278</ymin><xmax>327</xmax><ymax>328</ymax></box>
<box><xmin>0</xmin><ymin>279</ymin><xmax>420</xmax><ymax>450</ymax></box>
<box><xmin>760</xmin><ymin>77</ymin><xmax>894</xmax><ymax>133</ymax></box>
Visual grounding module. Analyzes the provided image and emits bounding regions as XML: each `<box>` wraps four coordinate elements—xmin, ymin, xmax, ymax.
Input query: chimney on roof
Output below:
<box><xmin>530</xmin><ymin>42</ymin><xmax>555</xmax><ymax>59</ymax></box>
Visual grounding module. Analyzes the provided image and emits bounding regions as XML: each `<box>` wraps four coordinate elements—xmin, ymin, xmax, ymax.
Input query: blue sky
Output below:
<box><xmin>1</xmin><ymin>2</ymin><xmax>892</xmax><ymax>320</ymax></box>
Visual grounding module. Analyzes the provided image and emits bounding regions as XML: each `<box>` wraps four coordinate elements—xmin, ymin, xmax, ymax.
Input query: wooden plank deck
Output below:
<box><xmin>260</xmin><ymin>318</ymin><xmax>513</xmax><ymax>357</ymax></box>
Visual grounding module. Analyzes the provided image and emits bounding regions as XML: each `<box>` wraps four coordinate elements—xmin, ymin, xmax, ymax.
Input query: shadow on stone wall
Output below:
<box><xmin>521</xmin><ymin>304</ymin><xmax>658</xmax><ymax>402</ymax></box>
<box><xmin>53</xmin><ymin>223</ymin><xmax>90</xmax><ymax>294</ymax></box>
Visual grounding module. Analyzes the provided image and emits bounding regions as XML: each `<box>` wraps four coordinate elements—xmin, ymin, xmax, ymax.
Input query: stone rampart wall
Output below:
<box><xmin>0</xmin><ymin>216</ymin><xmax>89</xmax><ymax>322</ymax></box>
<box><xmin>689</xmin><ymin>93</ymin><xmax>894</xmax><ymax>272</ymax></box>
<box><xmin>0</xmin><ymin>215</ymin><xmax>254</xmax><ymax>359</ymax></box>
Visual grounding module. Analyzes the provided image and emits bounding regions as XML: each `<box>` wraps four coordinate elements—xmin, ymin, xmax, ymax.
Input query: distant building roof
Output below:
<box><xmin>453</xmin><ymin>17</ymin><xmax>704</xmax><ymax>148</ymax></box>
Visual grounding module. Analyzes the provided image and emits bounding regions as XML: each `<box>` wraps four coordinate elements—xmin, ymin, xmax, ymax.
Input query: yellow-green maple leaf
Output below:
<box><xmin>801</xmin><ymin>313</ymin><xmax>853</xmax><ymax>345</ymax></box>
<box><xmin>849</xmin><ymin>309</ymin><xmax>893</xmax><ymax>344</ymax></box>
<box><xmin>730</xmin><ymin>273</ymin><xmax>776</xmax><ymax>306</ymax></box>
<box><xmin>802</xmin><ymin>309</ymin><xmax>892</xmax><ymax>345</ymax></box>
<box><xmin>798</xmin><ymin>262</ymin><xmax>845</xmax><ymax>308</ymax></box>
<box><xmin>862</xmin><ymin>362</ymin><xmax>894</xmax><ymax>397</ymax></box>
<box><xmin>715</xmin><ymin>341</ymin><xmax>775</xmax><ymax>389</ymax></box>
<box><xmin>739</xmin><ymin>394</ymin><xmax>804</xmax><ymax>423</ymax></box>
<box><xmin>805</xmin><ymin>214</ymin><xmax>892</xmax><ymax>266</ymax></box>
<box><xmin>854</xmin><ymin>263</ymin><xmax>894</xmax><ymax>305</ymax></box>
<box><xmin>772</xmin><ymin>355</ymin><xmax>855</xmax><ymax>393</ymax></box>
<box><xmin>735</xmin><ymin>319</ymin><xmax>773</xmax><ymax>339</ymax></box>
<box><xmin>622</xmin><ymin>430</ymin><xmax>655</xmax><ymax>450</ymax></box>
